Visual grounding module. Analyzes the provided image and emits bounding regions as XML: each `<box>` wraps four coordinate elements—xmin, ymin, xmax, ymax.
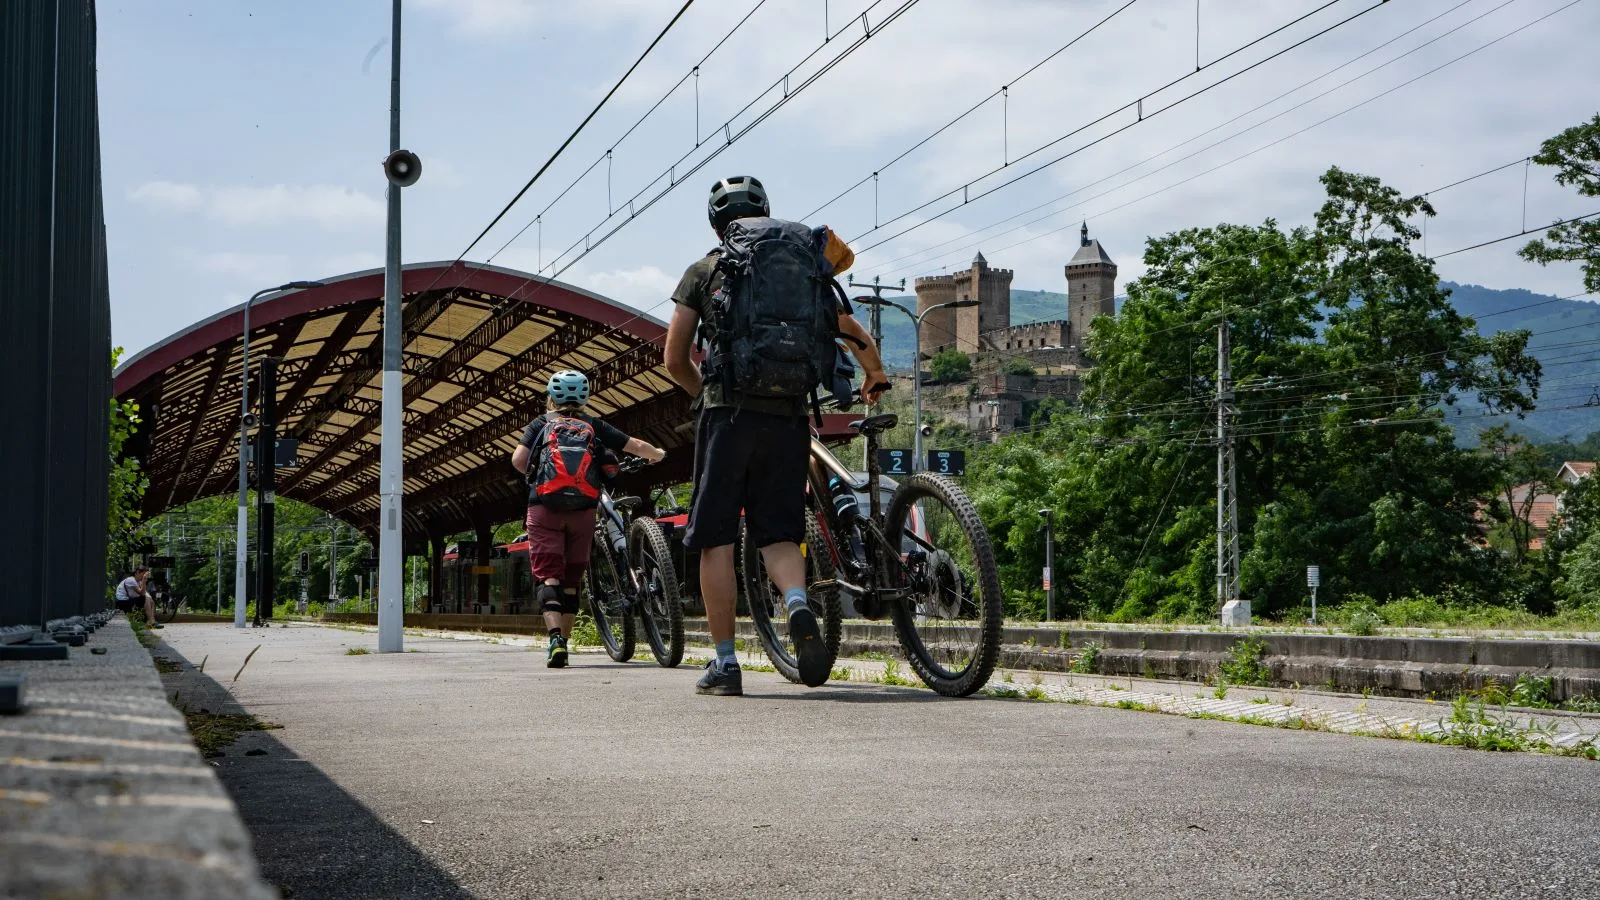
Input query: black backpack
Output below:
<box><xmin>703</xmin><ymin>217</ymin><xmax>845</xmax><ymax>412</ymax></box>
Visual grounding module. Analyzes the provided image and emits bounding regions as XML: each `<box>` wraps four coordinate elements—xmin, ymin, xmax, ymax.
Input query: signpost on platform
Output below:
<box><xmin>1039</xmin><ymin>508</ymin><xmax>1055</xmax><ymax>621</ymax></box>
<box><xmin>1307</xmin><ymin>565</ymin><xmax>1321</xmax><ymax>624</ymax></box>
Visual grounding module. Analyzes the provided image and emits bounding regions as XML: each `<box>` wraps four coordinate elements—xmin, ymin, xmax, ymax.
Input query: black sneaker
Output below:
<box><xmin>787</xmin><ymin>604</ymin><xmax>829</xmax><ymax>687</ymax></box>
<box><xmin>150</xmin><ymin>623</ymin><xmax>164</xmax><ymax>630</ymax></box>
<box><xmin>695</xmin><ymin>659</ymin><xmax>742</xmax><ymax>696</ymax></box>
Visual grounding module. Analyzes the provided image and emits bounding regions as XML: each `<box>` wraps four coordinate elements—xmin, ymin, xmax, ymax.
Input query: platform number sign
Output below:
<box><xmin>877</xmin><ymin>448</ymin><xmax>912</xmax><ymax>475</ymax></box>
<box><xmin>927</xmin><ymin>449</ymin><xmax>966</xmax><ymax>476</ymax></box>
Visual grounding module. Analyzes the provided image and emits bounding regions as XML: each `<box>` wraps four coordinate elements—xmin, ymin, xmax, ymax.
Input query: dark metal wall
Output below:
<box><xmin>0</xmin><ymin>0</ymin><xmax>112</xmax><ymax>627</ymax></box>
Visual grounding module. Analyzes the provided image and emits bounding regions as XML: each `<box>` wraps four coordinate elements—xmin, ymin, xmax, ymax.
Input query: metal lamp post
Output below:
<box><xmin>856</xmin><ymin>296</ymin><xmax>978</xmax><ymax>469</ymax></box>
<box><xmin>236</xmin><ymin>280</ymin><xmax>323</xmax><ymax>629</ymax></box>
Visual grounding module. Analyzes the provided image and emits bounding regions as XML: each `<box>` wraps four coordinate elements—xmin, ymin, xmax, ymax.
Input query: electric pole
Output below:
<box><xmin>847</xmin><ymin>274</ymin><xmax>906</xmax><ymax>359</ymax></box>
<box><xmin>1216</xmin><ymin>316</ymin><xmax>1245</xmax><ymax>625</ymax></box>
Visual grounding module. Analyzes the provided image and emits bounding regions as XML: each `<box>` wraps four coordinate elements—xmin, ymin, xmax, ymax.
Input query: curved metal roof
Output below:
<box><xmin>113</xmin><ymin>261</ymin><xmax>695</xmax><ymax>541</ymax></box>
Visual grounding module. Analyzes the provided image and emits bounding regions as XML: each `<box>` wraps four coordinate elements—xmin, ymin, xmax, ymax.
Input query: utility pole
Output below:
<box><xmin>848</xmin><ymin>274</ymin><xmax>906</xmax><ymax>358</ymax></box>
<box><xmin>377</xmin><ymin>0</ymin><xmax>418</xmax><ymax>654</ymax></box>
<box><xmin>328</xmin><ymin>522</ymin><xmax>339</xmax><ymax>604</ymax></box>
<box><xmin>1216</xmin><ymin>316</ymin><xmax>1246</xmax><ymax>625</ymax></box>
<box><xmin>215</xmin><ymin>537</ymin><xmax>223</xmax><ymax>614</ymax></box>
<box><xmin>253</xmin><ymin>357</ymin><xmax>278</xmax><ymax>628</ymax></box>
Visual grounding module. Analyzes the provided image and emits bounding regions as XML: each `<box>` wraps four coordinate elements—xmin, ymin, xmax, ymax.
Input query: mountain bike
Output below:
<box><xmin>587</xmin><ymin>457</ymin><xmax>684</xmax><ymax>667</ymax></box>
<box><xmin>153</xmin><ymin>585</ymin><xmax>183</xmax><ymax>624</ymax></box>
<box><xmin>741</xmin><ymin>412</ymin><xmax>1003</xmax><ymax>697</ymax></box>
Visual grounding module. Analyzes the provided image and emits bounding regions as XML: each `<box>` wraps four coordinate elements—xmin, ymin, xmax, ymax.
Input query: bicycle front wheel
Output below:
<box><xmin>155</xmin><ymin>599</ymin><xmax>179</xmax><ymax>624</ymax></box>
<box><xmin>585</xmin><ymin>539</ymin><xmax>635</xmax><ymax>662</ymax></box>
<box><xmin>883</xmin><ymin>473</ymin><xmax>1003</xmax><ymax>697</ymax></box>
<box><xmin>629</xmin><ymin>517</ymin><xmax>684</xmax><ymax>668</ymax></box>
<box><xmin>742</xmin><ymin>511</ymin><xmax>842</xmax><ymax>684</ymax></box>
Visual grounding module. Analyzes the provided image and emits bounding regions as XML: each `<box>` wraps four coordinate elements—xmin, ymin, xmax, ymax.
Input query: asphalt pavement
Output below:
<box><xmin>157</xmin><ymin>623</ymin><xmax>1600</xmax><ymax>900</ymax></box>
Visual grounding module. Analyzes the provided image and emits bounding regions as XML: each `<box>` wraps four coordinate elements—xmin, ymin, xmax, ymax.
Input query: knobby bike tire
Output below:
<box><xmin>629</xmin><ymin>517</ymin><xmax>684</xmax><ymax>668</ymax></box>
<box><xmin>742</xmin><ymin>511</ymin><xmax>843</xmax><ymax>684</ymax></box>
<box><xmin>884</xmin><ymin>473</ymin><xmax>1003</xmax><ymax>697</ymax></box>
<box><xmin>586</xmin><ymin>537</ymin><xmax>636</xmax><ymax>662</ymax></box>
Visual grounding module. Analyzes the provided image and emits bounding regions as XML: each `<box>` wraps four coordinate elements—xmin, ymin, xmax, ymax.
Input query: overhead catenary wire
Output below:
<box><xmin>861</xmin><ymin>0</ymin><xmax>1493</xmax><ymax>279</ymax></box>
<box><xmin>869</xmin><ymin>0</ymin><xmax>1588</xmax><ymax>283</ymax></box>
<box><xmin>451</xmin><ymin>0</ymin><xmax>927</xmax><ymax>373</ymax></box>
<box><xmin>800</xmin><ymin>0</ymin><xmax>1144</xmax><ymax>221</ymax></box>
<box><xmin>848</xmin><ymin>0</ymin><xmax>1392</xmax><ymax>251</ymax></box>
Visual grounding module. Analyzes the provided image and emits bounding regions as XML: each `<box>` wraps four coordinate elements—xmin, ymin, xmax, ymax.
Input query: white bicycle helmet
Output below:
<box><xmin>546</xmin><ymin>370</ymin><xmax>590</xmax><ymax>407</ymax></box>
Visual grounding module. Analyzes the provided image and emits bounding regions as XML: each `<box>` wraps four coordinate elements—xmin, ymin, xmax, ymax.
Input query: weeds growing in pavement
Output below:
<box><xmin>1070</xmin><ymin>641</ymin><xmax>1101</xmax><ymax>674</ymax></box>
<box><xmin>1219</xmin><ymin>636</ymin><xmax>1270</xmax><ymax>686</ymax></box>
<box><xmin>568</xmin><ymin>613</ymin><xmax>601</xmax><ymax>648</ymax></box>
<box><xmin>180</xmin><ymin>706</ymin><xmax>282</xmax><ymax>758</ymax></box>
<box><xmin>345</xmin><ymin>647</ymin><xmax>369</xmax><ymax>656</ymax></box>
<box><xmin>878</xmin><ymin>659</ymin><xmax>916</xmax><ymax>687</ymax></box>
<box><xmin>152</xmin><ymin>657</ymin><xmax>182</xmax><ymax>673</ymax></box>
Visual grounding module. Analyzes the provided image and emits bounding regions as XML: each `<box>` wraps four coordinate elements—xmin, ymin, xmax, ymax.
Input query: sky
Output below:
<box><xmin>99</xmin><ymin>0</ymin><xmax>1600</xmax><ymax>357</ymax></box>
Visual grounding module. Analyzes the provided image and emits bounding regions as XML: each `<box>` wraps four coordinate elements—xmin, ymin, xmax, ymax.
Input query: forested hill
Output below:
<box><xmin>867</xmin><ymin>281</ymin><xmax>1600</xmax><ymax>444</ymax></box>
<box><xmin>1444</xmin><ymin>281</ymin><xmax>1600</xmax><ymax>444</ymax></box>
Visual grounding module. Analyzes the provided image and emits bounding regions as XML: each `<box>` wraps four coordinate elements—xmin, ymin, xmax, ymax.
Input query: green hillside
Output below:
<box><xmin>866</xmin><ymin>281</ymin><xmax>1600</xmax><ymax>446</ymax></box>
<box><xmin>1443</xmin><ymin>281</ymin><xmax>1600</xmax><ymax>445</ymax></box>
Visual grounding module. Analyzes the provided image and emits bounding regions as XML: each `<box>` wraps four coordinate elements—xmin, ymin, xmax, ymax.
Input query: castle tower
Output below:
<box><xmin>1066</xmin><ymin>222</ymin><xmax>1117</xmax><ymax>355</ymax></box>
<box><xmin>913</xmin><ymin>273</ymin><xmax>959</xmax><ymax>358</ymax></box>
<box><xmin>954</xmin><ymin>252</ymin><xmax>1013</xmax><ymax>354</ymax></box>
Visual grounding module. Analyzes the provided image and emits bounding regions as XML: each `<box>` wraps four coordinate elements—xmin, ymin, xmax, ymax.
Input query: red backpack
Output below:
<box><xmin>531</xmin><ymin>413</ymin><xmax>604</xmax><ymax>511</ymax></box>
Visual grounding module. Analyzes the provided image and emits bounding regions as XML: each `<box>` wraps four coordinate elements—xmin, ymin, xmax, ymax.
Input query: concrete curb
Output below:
<box><xmin>316</xmin><ymin>611</ymin><xmax>1600</xmax><ymax>700</ymax></box>
<box><xmin>0</xmin><ymin>617</ymin><xmax>279</xmax><ymax>900</ymax></box>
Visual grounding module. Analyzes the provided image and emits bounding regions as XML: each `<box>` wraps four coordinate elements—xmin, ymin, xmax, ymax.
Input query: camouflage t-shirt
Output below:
<box><xmin>670</xmin><ymin>227</ymin><xmax>857</xmax><ymax>417</ymax></box>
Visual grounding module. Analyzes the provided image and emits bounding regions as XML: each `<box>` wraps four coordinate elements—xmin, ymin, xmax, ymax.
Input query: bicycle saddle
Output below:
<box><xmin>849</xmin><ymin>413</ymin><xmax>899</xmax><ymax>436</ymax></box>
<box><xmin>612</xmin><ymin>496</ymin><xmax>644</xmax><ymax>514</ymax></box>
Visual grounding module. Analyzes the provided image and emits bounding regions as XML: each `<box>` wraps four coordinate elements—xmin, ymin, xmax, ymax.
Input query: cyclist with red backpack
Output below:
<box><xmin>664</xmin><ymin>175</ymin><xmax>889</xmax><ymax>696</ymax></box>
<box><xmin>512</xmin><ymin>370</ymin><xmax>666</xmax><ymax>668</ymax></box>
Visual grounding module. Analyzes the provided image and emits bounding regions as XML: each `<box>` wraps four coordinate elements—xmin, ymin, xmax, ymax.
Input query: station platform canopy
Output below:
<box><xmin>113</xmin><ymin>261</ymin><xmax>861</xmax><ymax>543</ymax></box>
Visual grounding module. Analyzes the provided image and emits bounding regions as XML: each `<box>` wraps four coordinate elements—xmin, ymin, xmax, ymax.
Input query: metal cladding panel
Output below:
<box><xmin>0</xmin><ymin>0</ymin><xmax>112</xmax><ymax>627</ymax></box>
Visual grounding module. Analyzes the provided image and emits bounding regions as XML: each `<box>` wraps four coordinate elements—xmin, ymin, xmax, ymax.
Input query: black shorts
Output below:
<box><xmin>684</xmin><ymin>406</ymin><xmax>809</xmax><ymax>551</ymax></box>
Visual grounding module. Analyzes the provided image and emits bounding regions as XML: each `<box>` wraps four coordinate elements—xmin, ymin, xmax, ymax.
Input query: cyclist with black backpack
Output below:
<box><xmin>511</xmin><ymin>370</ymin><xmax>666</xmax><ymax>668</ymax></box>
<box><xmin>664</xmin><ymin>175</ymin><xmax>889</xmax><ymax>696</ymax></box>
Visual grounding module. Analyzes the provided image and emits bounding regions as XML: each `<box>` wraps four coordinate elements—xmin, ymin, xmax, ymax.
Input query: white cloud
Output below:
<box><xmin>127</xmin><ymin>180</ymin><xmax>202</xmax><ymax>211</ymax></box>
<box><xmin>576</xmin><ymin>264</ymin><xmax>678</xmax><ymax>311</ymax></box>
<box><xmin>318</xmin><ymin>252</ymin><xmax>385</xmax><ymax>275</ymax></box>
<box><xmin>182</xmin><ymin>249</ymin><xmax>295</xmax><ymax>284</ymax></box>
<box><xmin>412</xmin><ymin>0</ymin><xmax>662</xmax><ymax>38</ymax></box>
<box><xmin>127</xmin><ymin>181</ymin><xmax>383</xmax><ymax>230</ymax></box>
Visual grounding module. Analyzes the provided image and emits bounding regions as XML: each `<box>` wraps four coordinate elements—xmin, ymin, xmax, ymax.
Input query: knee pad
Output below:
<box><xmin>559</xmin><ymin>587</ymin><xmax>581</xmax><ymax>615</ymax></box>
<box><xmin>537</xmin><ymin>584</ymin><xmax>562</xmax><ymax>614</ymax></box>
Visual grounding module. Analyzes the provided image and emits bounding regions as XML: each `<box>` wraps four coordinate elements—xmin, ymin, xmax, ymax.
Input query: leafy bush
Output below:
<box><xmin>929</xmin><ymin>350</ymin><xmax>972</xmax><ymax>383</ymax></box>
<box><xmin>1000</xmin><ymin>357</ymin><xmax>1036</xmax><ymax>377</ymax></box>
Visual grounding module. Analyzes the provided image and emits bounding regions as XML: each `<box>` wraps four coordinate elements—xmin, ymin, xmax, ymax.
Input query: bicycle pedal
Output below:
<box><xmin>813</xmin><ymin>577</ymin><xmax>866</xmax><ymax>597</ymax></box>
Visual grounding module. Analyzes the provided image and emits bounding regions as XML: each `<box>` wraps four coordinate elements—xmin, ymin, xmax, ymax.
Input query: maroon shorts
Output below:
<box><xmin>525</xmin><ymin>504</ymin><xmax>595</xmax><ymax>585</ymax></box>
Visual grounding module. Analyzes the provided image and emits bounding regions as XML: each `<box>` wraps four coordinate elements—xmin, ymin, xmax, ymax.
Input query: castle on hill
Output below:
<box><xmin>913</xmin><ymin>222</ymin><xmax>1118</xmax><ymax>364</ymax></box>
<box><xmin>908</xmin><ymin>224</ymin><xmax>1119</xmax><ymax>437</ymax></box>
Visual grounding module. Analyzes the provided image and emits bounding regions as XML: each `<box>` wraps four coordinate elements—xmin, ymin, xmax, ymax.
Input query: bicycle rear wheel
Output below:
<box><xmin>585</xmin><ymin>539</ymin><xmax>635</xmax><ymax>662</ymax></box>
<box><xmin>630</xmin><ymin>517</ymin><xmax>684</xmax><ymax>668</ymax></box>
<box><xmin>742</xmin><ymin>511</ymin><xmax>842</xmax><ymax>684</ymax></box>
<box><xmin>155</xmin><ymin>598</ymin><xmax>179</xmax><ymax>624</ymax></box>
<box><xmin>883</xmin><ymin>473</ymin><xmax>1002</xmax><ymax>697</ymax></box>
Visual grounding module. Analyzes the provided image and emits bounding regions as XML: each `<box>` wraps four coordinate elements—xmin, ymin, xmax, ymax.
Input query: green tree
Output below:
<box><xmin>1520</xmin><ymin>114</ymin><xmax>1600</xmax><ymax>294</ymax></box>
<box><xmin>107</xmin><ymin>348</ymin><xmax>149</xmax><ymax>595</ymax></box>
<box><xmin>929</xmin><ymin>349</ymin><xmax>972</xmax><ymax>383</ymax></box>
<box><xmin>1039</xmin><ymin>167</ymin><xmax>1538</xmax><ymax>617</ymax></box>
<box><xmin>1000</xmin><ymin>357</ymin><xmax>1036</xmax><ymax>377</ymax></box>
<box><xmin>1479</xmin><ymin>425</ymin><xmax>1560</xmax><ymax>568</ymax></box>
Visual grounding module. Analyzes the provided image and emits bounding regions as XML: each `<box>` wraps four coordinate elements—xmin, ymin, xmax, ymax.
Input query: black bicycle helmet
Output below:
<box><xmin>708</xmin><ymin>175</ymin><xmax>770</xmax><ymax>232</ymax></box>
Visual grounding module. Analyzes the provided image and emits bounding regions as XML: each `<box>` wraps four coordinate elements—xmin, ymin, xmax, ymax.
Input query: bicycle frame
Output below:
<box><xmin>805</xmin><ymin>425</ymin><xmax>909</xmax><ymax>620</ymax></box>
